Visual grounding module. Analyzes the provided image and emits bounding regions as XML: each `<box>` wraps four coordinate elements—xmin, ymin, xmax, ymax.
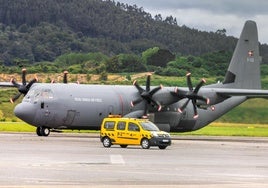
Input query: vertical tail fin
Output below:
<box><xmin>223</xmin><ymin>20</ymin><xmax>261</xmax><ymax>89</ymax></box>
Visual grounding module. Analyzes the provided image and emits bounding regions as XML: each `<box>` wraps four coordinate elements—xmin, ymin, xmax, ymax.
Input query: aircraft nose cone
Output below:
<box><xmin>14</xmin><ymin>103</ymin><xmax>37</xmax><ymax>125</ymax></box>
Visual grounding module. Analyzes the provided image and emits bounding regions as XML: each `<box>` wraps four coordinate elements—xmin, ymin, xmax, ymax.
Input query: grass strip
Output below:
<box><xmin>0</xmin><ymin>122</ymin><xmax>268</xmax><ymax>137</ymax></box>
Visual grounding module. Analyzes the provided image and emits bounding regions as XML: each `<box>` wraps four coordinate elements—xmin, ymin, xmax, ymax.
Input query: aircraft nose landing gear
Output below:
<box><xmin>36</xmin><ymin>127</ymin><xmax>50</xmax><ymax>136</ymax></box>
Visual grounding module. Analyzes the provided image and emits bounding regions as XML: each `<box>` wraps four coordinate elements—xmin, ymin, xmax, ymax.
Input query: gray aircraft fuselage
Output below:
<box><xmin>14</xmin><ymin>83</ymin><xmax>246</xmax><ymax>132</ymax></box>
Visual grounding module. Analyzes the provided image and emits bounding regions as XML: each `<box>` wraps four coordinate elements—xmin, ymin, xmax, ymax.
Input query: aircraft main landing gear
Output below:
<box><xmin>36</xmin><ymin>127</ymin><xmax>50</xmax><ymax>136</ymax></box>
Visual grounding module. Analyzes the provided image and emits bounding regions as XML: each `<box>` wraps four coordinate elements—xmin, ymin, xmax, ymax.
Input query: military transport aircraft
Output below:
<box><xmin>2</xmin><ymin>20</ymin><xmax>268</xmax><ymax>136</ymax></box>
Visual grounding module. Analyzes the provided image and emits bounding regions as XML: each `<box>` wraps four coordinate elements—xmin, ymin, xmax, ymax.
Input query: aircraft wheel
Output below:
<box><xmin>36</xmin><ymin>127</ymin><xmax>42</xmax><ymax>136</ymax></box>
<box><xmin>41</xmin><ymin>127</ymin><xmax>50</xmax><ymax>136</ymax></box>
<box><xmin>141</xmin><ymin>138</ymin><xmax>150</xmax><ymax>149</ymax></box>
<box><xmin>102</xmin><ymin>137</ymin><xmax>111</xmax><ymax>147</ymax></box>
<box><xmin>36</xmin><ymin>127</ymin><xmax>50</xmax><ymax>136</ymax></box>
<box><xmin>120</xmin><ymin>145</ymin><xmax>128</xmax><ymax>148</ymax></box>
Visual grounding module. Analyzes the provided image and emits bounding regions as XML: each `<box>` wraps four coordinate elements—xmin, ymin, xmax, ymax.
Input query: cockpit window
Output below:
<box><xmin>23</xmin><ymin>88</ymin><xmax>53</xmax><ymax>102</ymax></box>
<box><xmin>41</xmin><ymin>89</ymin><xmax>53</xmax><ymax>99</ymax></box>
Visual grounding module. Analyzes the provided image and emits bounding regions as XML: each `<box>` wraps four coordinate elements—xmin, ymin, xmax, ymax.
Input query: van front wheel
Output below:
<box><xmin>102</xmin><ymin>137</ymin><xmax>112</xmax><ymax>148</ymax></box>
<box><xmin>141</xmin><ymin>138</ymin><xmax>150</xmax><ymax>149</ymax></box>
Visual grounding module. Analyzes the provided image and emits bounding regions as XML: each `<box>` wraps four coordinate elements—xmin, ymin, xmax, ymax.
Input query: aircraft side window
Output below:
<box><xmin>128</xmin><ymin>123</ymin><xmax>140</xmax><ymax>132</ymax></box>
<box><xmin>104</xmin><ymin>121</ymin><xmax>115</xmax><ymax>130</ymax></box>
<box><xmin>117</xmin><ymin>121</ymin><xmax>126</xmax><ymax>130</ymax></box>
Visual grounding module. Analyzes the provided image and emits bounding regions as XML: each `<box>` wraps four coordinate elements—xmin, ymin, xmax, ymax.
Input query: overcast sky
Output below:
<box><xmin>117</xmin><ymin>0</ymin><xmax>268</xmax><ymax>44</ymax></box>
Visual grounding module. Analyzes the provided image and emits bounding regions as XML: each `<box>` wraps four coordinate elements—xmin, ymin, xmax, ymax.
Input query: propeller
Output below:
<box><xmin>131</xmin><ymin>74</ymin><xmax>162</xmax><ymax>117</ymax></box>
<box><xmin>51</xmin><ymin>71</ymin><xmax>69</xmax><ymax>83</ymax></box>
<box><xmin>10</xmin><ymin>68</ymin><xmax>38</xmax><ymax>103</ymax></box>
<box><xmin>63</xmin><ymin>71</ymin><xmax>68</xmax><ymax>84</ymax></box>
<box><xmin>172</xmin><ymin>73</ymin><xmax>209</xmax><ymax>119</ymax></box>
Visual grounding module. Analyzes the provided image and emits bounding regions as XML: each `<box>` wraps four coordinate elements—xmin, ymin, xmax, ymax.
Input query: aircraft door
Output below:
<box><xmin>115</xmin><ymin>121</ymin><xmax>127</xmax><ymax>144</ymax></box>
<box><xmin>124</xmin><ymin>122</ymin><xmax>141</xmax><ymax>145</ymax></box>
<box><xmin>63</xmin><ymin>110</ymin><xmax>76</xmax><ymax>126</ymax></box>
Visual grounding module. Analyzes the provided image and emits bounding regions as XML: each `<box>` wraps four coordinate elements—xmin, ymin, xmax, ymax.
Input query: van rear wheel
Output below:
<box><xmin>141</xmin><ymin>138</ymin><xmax>150</xmax><ymax>149</ymax></box>
<box><xmin>102</xmin><ymin>137</ymin><xmax>112</xmax><ymax>148</ymax></box>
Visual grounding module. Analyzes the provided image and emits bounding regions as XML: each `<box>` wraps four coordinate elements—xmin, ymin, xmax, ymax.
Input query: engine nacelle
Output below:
<box><xmin>196</xmin><ymin>91</ymin><xmax>228</xmax><ymax>109</ymax></box>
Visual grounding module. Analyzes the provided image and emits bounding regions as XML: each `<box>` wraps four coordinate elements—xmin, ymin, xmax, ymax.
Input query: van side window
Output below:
<box><xmin>117</xmin><ymin>121</ymin><xmax>126</xmax><ymax>130</ymax></box>
<box><xmin>128</xmin><ymin>123</ymin><xmax>140</xmax><ymax>132</ymax></box>
<box><xmin>104</xmin><ymin>121</ymin><xmax>115</xmax><ymax>130</ymax></box>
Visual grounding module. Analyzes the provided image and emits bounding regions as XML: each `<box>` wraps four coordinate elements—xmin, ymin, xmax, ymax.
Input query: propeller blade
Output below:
<box><xmin>192</xmin><ymin>100</ymin><xmax>198</xmax><ymax>119</ymax></box>
<box><xmin>131</xmin><ymin>98</ymin><xmax>143</xmax><ymax>107</ymax></box>
<box><xmin>26</xmin><ymin>78</ymin><xmax>37</xmax><ymax>90</ymax></box>
<box><xmin>143</xmin><ymin>103</ymin><xmax>148</xmax><ymax>117</ymax></box>
<box><xmin>133</xmin><ymin>80</ymin><xmax>144</xmax><ymax>94</ymax></box>
<box><xmin>11</xmin><ymin>78</ymin><xmax>20</xmax><ymax>88</ymax></box>
<box><xmin>63</xmin><ymin>71</ymin><xmax>68</xmax><ymax>84</ymax></box>
<box><xmin>178</xmin><ymin>99</ymin><xmax>190</xmax><ymax>113</ymax></box>
<box><xmin>150</xmin><ymin>85</ymin><xmax>162</xmax><ymax>96</ymax></box>
<box><xmin>150</xmin><ymin>99</ymin><xmax>162</xmax><ymax>111</ymax></box>
<box><xmin>193</xmin><ymin>78</ymin><xmax>206</xmax><ymax>93</ymax></box>
<box><xmin>146</xmin><ymin>74</ymin><xmax>151</xmax><ymax>91</ymax></box>
<box><xmin>194</xmin><ymin>95</ymin><xmax>208</xmax><ymax>103</ymax></box>
<box><xmin>22</xmin><ymin>68</ymin><xmax>27</xmax><ymax>86</ymax></box>
<box><xmin>186</xmin><ymin>73</ymin><xmax>193</xmax><ymax>91</ymax></box>
<box><xmin>10</xmin><ymin>93</ymin><xmax>22</xmax><ymax>103</ymax></box>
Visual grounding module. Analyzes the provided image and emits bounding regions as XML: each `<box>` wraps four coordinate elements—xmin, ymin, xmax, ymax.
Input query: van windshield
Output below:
<box><xmin>140</xmin><ymin>121</ymin><xmax>159</xmax><ymax>131</ymax></box>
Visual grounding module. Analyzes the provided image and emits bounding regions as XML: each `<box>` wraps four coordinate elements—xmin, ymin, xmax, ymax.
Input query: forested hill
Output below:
<box><xmin>0</xmin><ymin>0</ymin><xmax>268</xmax><ymax>65</ymax></box>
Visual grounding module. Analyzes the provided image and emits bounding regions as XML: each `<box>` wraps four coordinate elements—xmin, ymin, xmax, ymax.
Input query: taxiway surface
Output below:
<box><xmin>0</xmin><ymin>133</ymin><xmax>267</xmax><ymax>187</ymax></box>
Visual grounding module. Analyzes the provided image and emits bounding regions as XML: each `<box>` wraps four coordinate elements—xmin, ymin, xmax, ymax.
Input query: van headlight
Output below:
<box><xmin>151</xmin><ymin>132</ymin><xmax>159</xmax><ymax>137</ymax></box>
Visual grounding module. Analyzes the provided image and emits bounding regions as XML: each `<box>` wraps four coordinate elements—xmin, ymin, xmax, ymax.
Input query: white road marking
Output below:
<box><xmin>110</xmin><ymin>155</ymin><xmax>125</xmax><ymax>164</ymax></box>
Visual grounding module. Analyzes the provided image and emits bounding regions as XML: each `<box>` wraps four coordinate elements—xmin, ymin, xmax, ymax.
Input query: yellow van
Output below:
<box><xmin>100</xmin><ymin>116</ymin><xmax>171</xmax><ymax>149</ymax></box>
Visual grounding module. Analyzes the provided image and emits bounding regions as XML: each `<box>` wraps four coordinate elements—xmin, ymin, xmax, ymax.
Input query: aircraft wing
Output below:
<box><xmin>213</xmin><ymin>88</ymin><xmax>268</xmax><ymax>98</ymax></box>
